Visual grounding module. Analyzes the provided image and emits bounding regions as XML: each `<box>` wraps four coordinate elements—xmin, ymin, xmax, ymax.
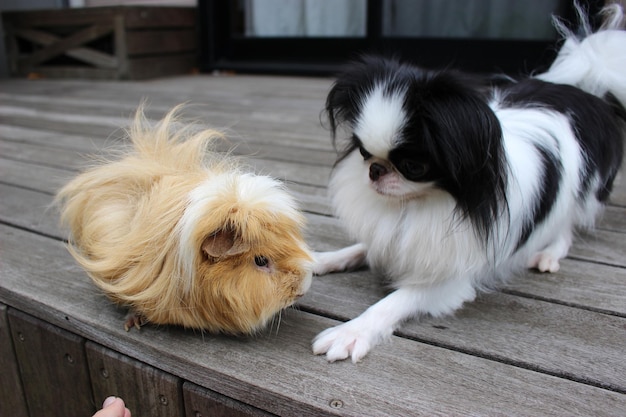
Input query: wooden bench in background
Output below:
<box><xmin>2</xmin><ymin>7</ymin><xmax>197</xmax><ymax>80</ymax></box>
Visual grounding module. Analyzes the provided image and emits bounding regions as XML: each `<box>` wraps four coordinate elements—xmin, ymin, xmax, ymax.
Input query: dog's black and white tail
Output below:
<box><xmin>537</xmin><ymin>3</ymin><xmax>626</xmax><ymax>107</ymax></box>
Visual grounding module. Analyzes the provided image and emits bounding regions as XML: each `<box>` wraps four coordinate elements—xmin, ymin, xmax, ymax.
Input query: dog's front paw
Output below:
<box><xmin>312</xmin><ymin>318</ymin><xmax>388</xmax><ymax>363</ymax></box>
<box><xmin>313</xmin><ymin>244</ymin><xmax>367</xmax><ymax>275</ymax></box>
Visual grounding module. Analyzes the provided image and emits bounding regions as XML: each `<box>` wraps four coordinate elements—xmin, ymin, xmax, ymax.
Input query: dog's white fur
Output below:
<box><xmin>313</xmin><ymin>5</ymin><xmax>626</xmax><ymax>362</ymax></box>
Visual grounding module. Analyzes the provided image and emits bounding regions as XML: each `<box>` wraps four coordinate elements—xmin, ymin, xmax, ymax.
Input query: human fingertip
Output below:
<box><xmin>102</xmin><ymin>396</ymin><xmax>118</xmax><ymax>408</ymax></box>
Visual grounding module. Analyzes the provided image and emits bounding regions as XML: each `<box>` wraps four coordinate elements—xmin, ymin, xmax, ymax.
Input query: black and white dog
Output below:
<box><xmin>313</xmin><ymin>5</ymin><xmax>626</xmax><ymax>362</ymax></box>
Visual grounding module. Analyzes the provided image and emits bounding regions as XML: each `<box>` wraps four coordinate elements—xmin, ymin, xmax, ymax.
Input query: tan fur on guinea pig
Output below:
<box><xmin>56</xmin><ymin>105</ymin><xmax>313</xmax><ymax>334</ymax></box>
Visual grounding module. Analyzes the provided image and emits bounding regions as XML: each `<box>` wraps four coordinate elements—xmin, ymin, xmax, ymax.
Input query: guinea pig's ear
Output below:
<box><xmin>201</xmin><ymin>227</ymin><xmax>249</xmax><ymax>261</ymax></box>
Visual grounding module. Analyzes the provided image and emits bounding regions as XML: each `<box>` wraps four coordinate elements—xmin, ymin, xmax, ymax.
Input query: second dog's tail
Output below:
<box><xmin>537</xmin><ymin>3</ymin><xmax>626</xmax><ymax>107</ymax></box>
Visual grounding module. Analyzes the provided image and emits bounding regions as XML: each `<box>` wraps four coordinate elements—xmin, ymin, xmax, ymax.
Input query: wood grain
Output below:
<box><xmin>8</xmin><ymin>309</ymin><xmax>95</xmax><ymax>417</ymax></box>
<box><xmin>126</xmin><ymin>30</ymin><xmax>197</xmax><ymax>56</ymax></box>
<box><xmin>2</xmin><ymin>7</ymin><xmax>197</xmax><ymax>80</ymax></box>
<box><xmin>183</xmin><ymin>382</ymin><xmax>275</xmax><ymax>417</ymax></box>
<box><xmin>0</xmin><ymin>304</ymin><xmax>28</xmax><ymax>417</ymax></box>
<box><xmin>87</xmin><ymin>342</ymin><xmax>184</xmax><ymax>417</ymax></box>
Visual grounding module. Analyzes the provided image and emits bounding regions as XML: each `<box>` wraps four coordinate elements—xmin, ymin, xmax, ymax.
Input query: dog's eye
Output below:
<box><xmin>254</xmin><ymin>255</ymin><xmax>269</xmax><ymax>267</ymax></box>
<box><xmin>358</xmin><ymin>145</ymin><xmax>372</xmax><ymax>160</ymax></box>
<box><xmin>398</xmin><ymin>160</ymin><xmax>429</xmax><ymax>179</ymax></box>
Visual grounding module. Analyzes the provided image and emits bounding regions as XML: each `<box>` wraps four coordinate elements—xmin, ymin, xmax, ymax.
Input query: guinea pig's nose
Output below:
<box><xmin>369</xmin><ymin>163</ymin><xmax>388</xmax><ymax>181</ymax></box>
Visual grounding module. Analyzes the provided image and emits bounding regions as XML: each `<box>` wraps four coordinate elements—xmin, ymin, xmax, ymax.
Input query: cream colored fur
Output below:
<box><xmin>56</xmin><ymin>105</ymin><xmax>313</xmax><ymax>334</ymax></box>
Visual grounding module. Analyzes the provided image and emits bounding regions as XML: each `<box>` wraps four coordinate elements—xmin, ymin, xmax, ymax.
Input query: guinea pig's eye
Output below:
<box><xmin>358</xmin><ymin>145</ymin><xmax>372</xmax><ymax>160</ymax></box>
<box><xmin>398</xmin><ymin>160</ymin><xmax>429</xmax><ymax>180</ymax></box>
<box><xmin>254</xmin><ymin>255</ymin><xmax>269</xmax><ymax>267</ymax></box>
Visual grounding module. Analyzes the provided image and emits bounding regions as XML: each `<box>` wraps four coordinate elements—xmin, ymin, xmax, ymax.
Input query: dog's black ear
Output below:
<box><xmin>325</xmin><ymin>79</ymin><xmax>355</xmax><ymax>161</ymax></box>
<box><xmin>325</xmin><ymin>81</ymin><xmax>348</xmax><ymax>139</ymax></box>
<box><xmin>325</xmin><ymin>63</ymin><xmax>366</xmax><ymax>157</ymax></box>
<box><xmin>439</xmin><ymin>89</ymin><xmax>507</xmax><ymax>240</ymax></box>
<box><xmin>326</xmin><ymin>55</ymin><xmax>406</xmax><ymax>157</ymax></box>
<box><xmin>404</xmin><ymin>70</ymin><xmax>508</xmax><ymax>242</ymax></box>
<box><xmin>325</xmin><ymin>70</ymin><xmax>364</xmax><ymax>139</ymax></box>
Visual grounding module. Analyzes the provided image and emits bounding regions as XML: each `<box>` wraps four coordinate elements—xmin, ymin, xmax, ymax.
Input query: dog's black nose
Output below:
<box><xmin>369</xmin><ymin>163</ymin><xmax>388</xmax><ymax>181</ymax></box>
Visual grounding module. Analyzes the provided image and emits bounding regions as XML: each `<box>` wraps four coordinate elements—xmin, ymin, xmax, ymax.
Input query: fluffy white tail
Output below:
<box><xmin>537</xmin><ymin>3</ymin><xmax>626</xmax><ymax>107</ymax></box>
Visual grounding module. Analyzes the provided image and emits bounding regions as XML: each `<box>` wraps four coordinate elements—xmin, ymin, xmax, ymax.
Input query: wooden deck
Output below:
<box><xmin>0</xmin><ymin>74</ymin><xmax>625</xmax><ymax>417</ymax></box>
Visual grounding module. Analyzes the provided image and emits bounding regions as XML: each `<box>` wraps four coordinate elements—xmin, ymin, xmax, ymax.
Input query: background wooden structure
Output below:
<box><xmin>2</xmin><ymin>6</ymin><xmax>197</xmax><ymax>80</ymax></box>
<box><xmin>0</xmin><ymin>74</ymin><xmax>624</xmax><ymax>416</ymax></box>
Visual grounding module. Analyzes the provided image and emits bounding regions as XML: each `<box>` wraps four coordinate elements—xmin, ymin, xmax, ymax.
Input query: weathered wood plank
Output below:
<box><xmin>0</xmin><ymin>157</ymin><xmax>74</xmax><ymax>193</ymax></box>
<box><xmin>2</xmin><ymin>9</ymin><xmax>118</xmax><ymax>28</ymax></box>
<box><xmin>0</xmin><ymin>124</ymin><xmax>113</xmax><ymax>152</ymax></box>
<box><xmin>0</xmin><ymin>304</ymin><xmax>28</xmax><ymax>417</ymax></box>
<box><xmin>0</xmin><ymin>76</ymin><xmax>332</xmax><ymax>143</ymax></box>
<box><xmin>0</xmin><ymin>149</ymin><xmax>332</xmax><ymax>198</ymax></box>
<box><xmin>126</xmin><ymin>30</ymin><xmax>197</xmax><ymax>56</ymax></box>
<box><xmin>0</xmin><ymin>89</ymin><xmax>329</xmax><ymax>135</ymax></box>
<box><xmin>0</xmin><ymin>78</ymin><xmax>327</xmax><ymax>111</ymax></box>
<box><xmin>601</xmin><ymin>205</ymin><xmax>626</xmax><ymax>232</ymax></box>
<box><xmin>122</xmin><ymin>7</ymin><xmax>196</xmax><ymax>29</ymax></box>
<box><xmin>0</xmin><ymin>138</ymin><xmax>95</xmax><ymax>170</ymax></box>
<box><xmin>183</xmin><ymin>382</ymin><xmax>274</xmax><ymax>417</ymax></box>
<box><xmin>87</xmin><ymin>342</ymin><xmax>184</xmax><ymax>417</ymax></box>
<box><xmin>126</xmin><ymin>54</ymin><xmax>198</xmax><ymax>80</ymax></box>
<box><xmin>0</xmin><ymin>107</ymin><xmax>337</xmax><ymax>185</ymax></box>
<box><xmin>0</xmin><ymin>117</ymin><xmax>335</xmax><ymax>168</ymax></box>
<box><xmin>7</xmin><ymin>308</ymin><xmax>95</xmax><ymax>417</ymax></box>
<box><xmin>568</xmin><ymin>228</ymin><xmax>626</xmax><ymax>266</ymax></box>
<box><xmin>2</xmin><ymin>205</ymin><xmax>626</xmax><ymax>397</ymax></box>
<box><xmin>0</xmin><ymin>98</ymin><xmax>336</xmax><ymax>159</ymax></box>
<box><xmin>0</xmin><ymin>184</ymin><xmax>60</xmax><ymax>235</ymax></box>
<box><xmin>504</xmin><ymin>260</ymin><xmax>626</xmax><ymax>316</ymax></box>
<box><xmin>303</xmin><ymin>269</ymin><xmax>626</xmax><ymax>393</ymax></box>
<box><xmin>0</xmin><ymin>128</ymin><xmax>623</xmax><ymax>222</ymax></box>
<box><xmin>1</xmin><ymin>224</ymin><xmax>625</xmax><ymax>416</ymax></box>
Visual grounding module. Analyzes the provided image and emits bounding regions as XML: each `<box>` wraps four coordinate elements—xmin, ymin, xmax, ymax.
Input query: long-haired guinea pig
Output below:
<box><xmin>56</xmin><ymin>105</ymin><xmax>313</xmax><ymax>334</ymax></box>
